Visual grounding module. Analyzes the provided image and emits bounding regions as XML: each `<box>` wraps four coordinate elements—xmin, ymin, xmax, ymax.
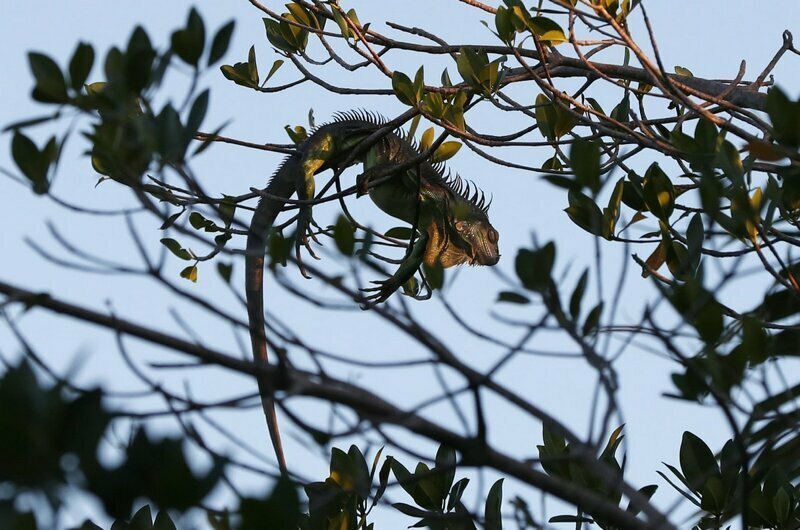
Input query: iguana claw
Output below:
<box><xmin>360</xmin><ymin>278</ymin><xmax>401</xmax><ymax>307</ymax></box>
<box><xmin>295</xmin><ymin>207</ymin><xmax>321</xmax><ymax>278</ymax></box>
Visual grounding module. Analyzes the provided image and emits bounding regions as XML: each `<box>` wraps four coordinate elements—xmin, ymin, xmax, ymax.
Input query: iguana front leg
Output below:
<box><xmin>295</xmin><ymin>136</ymin><xmax>337</xmax><ymax>278</ymax></box>
<box><xmin>362</xmin><ymin>229</ymin><xmax>429</xmax><ymax>306</ymax></box>
<box><xmin>356</xmin><ymin>161</ymin><xmax>400</xmax><ymax>197</ymax></box>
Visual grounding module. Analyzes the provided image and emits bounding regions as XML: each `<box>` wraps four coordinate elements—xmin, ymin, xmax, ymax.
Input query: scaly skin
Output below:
<box><xmin>245</xmin><ymin>111</ymin><xmax>500</xmax><ymax>474</ymax></box>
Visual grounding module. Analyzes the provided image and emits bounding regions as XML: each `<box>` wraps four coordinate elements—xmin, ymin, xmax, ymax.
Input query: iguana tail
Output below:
<box><xmin>245</xmin><ymin>154</ymin><xmax>300</xmax><ymax>476</ymax></box>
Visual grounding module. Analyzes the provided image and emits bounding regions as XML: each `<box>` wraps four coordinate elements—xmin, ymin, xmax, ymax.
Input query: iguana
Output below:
<box><xmin>245</xmin><ymin>110</ymin><xmax>500</xmax><ymax>474</ymax></box>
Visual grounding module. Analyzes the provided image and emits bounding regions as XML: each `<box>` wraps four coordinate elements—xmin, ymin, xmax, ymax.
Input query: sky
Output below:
<box><xmin>1</xmin><ymin>1</ymin><xmax>799</xmax><ymax>528</ymax></box>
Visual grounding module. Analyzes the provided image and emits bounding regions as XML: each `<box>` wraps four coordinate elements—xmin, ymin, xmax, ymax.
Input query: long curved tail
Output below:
<box><xmin>245</xmin><ymin>154</ymin><xmax>301</xmax><ymax>475</ymax></box>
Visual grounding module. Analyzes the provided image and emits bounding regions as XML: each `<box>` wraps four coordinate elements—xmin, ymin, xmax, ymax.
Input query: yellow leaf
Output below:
<box><xmin>180</xmin><ymin>265</ymin><xmax>198</xmax><ymax>283</ymax></box>
<box><xmin>431</xmin><ymin>141</ymin><xmax>462</xmax><ymax>163</ymax></box>
<box><xmin>419</xmin><ymin>127</ymin><xmax>434</xmax><ymax>152</ymax></box>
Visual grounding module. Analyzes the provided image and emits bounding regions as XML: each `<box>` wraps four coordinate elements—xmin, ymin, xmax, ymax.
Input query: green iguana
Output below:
<box><xmin>245</xmin><ymin>111</ymin><xmax>500</xmax><ymax>474</ymax></box>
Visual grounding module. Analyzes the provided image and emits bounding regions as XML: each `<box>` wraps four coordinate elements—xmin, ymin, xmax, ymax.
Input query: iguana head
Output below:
<box><xmin>425</xmin><ymin>200</ymin><xmax>500</xmax><ymax>268</ymax></box>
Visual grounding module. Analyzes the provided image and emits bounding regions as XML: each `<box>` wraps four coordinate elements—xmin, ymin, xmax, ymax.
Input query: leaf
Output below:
<box><xmin>263</xmin><ymin>18</ymin><xmax>296</xmax><ymax>54</ymax></box>
<box><xmin>160</xmin><ymin>238</ymin><xmax>192</xmax><ymax>260</ymax></box>
<box><xmin>29</xmin><ymin>52</ymin><xmax>69</xmax><ymax>103</ymax></box>
<box><xmin>216</xmin><ymin>262</ymin><xmax>233</xmax><ymax>284</ymax></box>
<box><xmin>495</xmin><ymin>7</ymin><xmax>516</xmax><ymax>42</ymax></box>
<box><xmin>626</xmin><ymin>484</ymin><xmax>658</xmax><ymax>516</ymax></box>
<box><xmin>497</xmin><ymin>291</ymin><xmax>530</xmax><ymax>304</ymax></box>
<box><xmin>515</xmin><ymin>243</ymin><xmax>555</xmax><ymax>293</ymax></box>
<box><xmin>569</xmin><ymin>270</ymin><xmax>588</xmax><ymax>319</ymax></box>
<box><xmin>565</xmin><ymin>190</ymin><xmax>603</xmax><ymax>236</ymax></box>
<box><xmin>153</xmin><ymin>511</ymin><xmax>177</xmax><ymax>530</ymax></box>
<box><xmin>527</xmin><ymin>16</ymin><xmax>568</xmax><ymax>45</ymax></box>
<box><xmin>686</xmin><ymin>213</ymin><xmax>704</xmax><ymax>274</ymax></box>
<box><xmin>186</xmin><ymin>89</ymin><xmax>209</xmax><ymax>137</ymax></box>
<box><xmin>679</xmin><ymin>431</ymin><xmax>720</xmax><ymax>493</ymax></box>
<box><xmin>535</xmin><ymin>93</ymin><xmax>557</xmax><ymax>140</ymax></box>
<box><xmin>419</xmin><ymin>127</ymin><xmax>435</xmax><ymax>152</ymax></box>
<box><xmin>384</xmin><ymin>227</ymin><xmax>413</xmax><ymax>240</ymax></box>
<box><xmin>413</xmin><ymin>66</ymin><xmax>425</xmax><ymax>103</ymax></box>
<box><xmin>208</xmin><ymin>20</ymin><xmax>235</xmax><ymax>65</ymax></box>
<box><xmin>68</xmin><ymin>42</ymin><xmax>94</xmax><ymax>90</ymax></box>
<box><xmin>549</xmin><ymin>515</ymin><xmax>594</xmax><ymax>524</ymax></box>
<box><xmin>171</xmin><ymin>8</ymin><xmax>206</xmax><ymax>67</ymax></box>
<box><xmin>180</xmin><ymin>265</ymin><xmax>198</xmax><ymax>283</ymax></box>
<box><xmin>11</xmin><ymin>132</ymin><xmax>55</xmax><ymax>194</ymax></box>
<box><xmin>602</xmin><ymin>178</ymin><xmax>624</xmax><ymax>239</ymax></box>
<box><xmin>264</xmin><ymin>59</ymin><xmax>284</xmax><ymax>84</ymax></box>
<box><xmin>766</xmin><ymin>86</ymin><xmax>800</xmax><ymax>147</ymax></box>
<box><xmin>610</xmin><ymin>95</ymin><xmax>630</xmax><ymax>123</ymax></box>
<box><xmin>674</xmin><ymin>65</ymin><xmax>694</xmax><ymax>77</ymax></box>
<box><xmin>582</xmin><ymin>302</ymin><xmax>603</xmax><ymax>336</ymax></box>
<box><xmin>431</xmin><ymin>141</ymin><xmax>462</xmax><ymax>163</ymax></box>
<box><xmin>435</xmin><ymin>445</ymin><xmax>456</xmax><ymax>498</ymax></box>
<box><xmin>642</xmin><ymin>163</ymin><xmax>674</xmax><ymax>221</ymax></box>
<box><xmin>392</xmin><ymin>71</ymin><xmax>417</xmax><ymax>106</ymax></box>
<box><xmin>333</xmin><ymin>215</ymin><xmax>355</xmax><ymax>256</ymax></box>
<box><xmin>484</xmin><ymin>479</ymin><xmax>504</xmax><ymax>530</ymax></box>
<box><xmin>570</xmin><ymin>140</ymin><xmax>601</xmax><ymax>194</ymax></box>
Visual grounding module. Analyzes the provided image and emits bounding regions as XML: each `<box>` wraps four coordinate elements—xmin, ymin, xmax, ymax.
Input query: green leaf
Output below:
<box><xmin>220</xmin><ymin>63</ymin><xmax>256</xmax><ymax>88</ymax></box>
<box><xmin>535</xmin><ymin>93</ymin><xmax>557</xmax><ymax>141</ymax></box>
<box><xmin>392</xmin><ymin>71</ymin><xmax>417</xmax><ymax>106</ymax></box>
<box><xmin>602</xmin><ymin>178</ymin><xmax>624</xmax><ymax>239</ymax></box>
<box><xmin>484</xmin><ymin>479</ymin><xmax>504</xmax><ymax>530</ymax></box>
<box><xmin>766</xmin><ymin>86</ymin><xmax>800</xmax><ymax>147</ymax></box>
<box><xmin>686</xmin><ymin>213</ymin><xmax>704</xmax><ymax>274</ymax></box>
<box><xmin>384</xmin><ymin>226</ymin><xmax>413</xmax><ymax>240</ymax></box>
<box><xmin>582</xmin><ymin>302</ymin><xmax>603</xmax><ymax>336</ymax></box>
<box><xmin>186</xmin><ymin>89</ymin><xmax>209</xmax><ymax>137</ymax></box>
<box><xmin>333</xmin><ymin>215</ymin><xmax>355</xmax><ymax>256</ymax></box>
<box><xmin>569</xmin><ymin>270</ymin><xmax>588</xmax><ymax>319</ymax></box>
<box><xmin>264</xmin><ymin>59</ymin><xmax>284</xmax><ymax>85</ymax></box>
<box><xmin>674</xmin><ymin>65</ymin><xmax>694</xmax><ymax>77</ymax></box>
<box><xmin>171</xmin><ymin>8</ymin><xmax>206</xmax><ymax>67</ymax></box>
<box><xmin>610</xmin><ymin>95</ymin><xmax>630</xmax><ymax>123</ymax></box>
<box><xmin>495</xmin><ymin>7</ymin><xmax>516</xmax><ymax>42</ymax></box>
<box><xmin>527</xmin><ymin>16</ymin><xmax>567</xmax><ymax>45</ymax></box>
<box><xmin>413</xmin><ymin>66</ymin><xmax>425</xmax><ymax>103</ymax></box>
<box><xmin>497</xmin><ymin>291</ymin><xmax>530</xmax><ymax>304</ymax></box>
<box><xmin>565</xmin><ymin>190</ymin><xmax>603</xmax><ymax>236</ymax></box>
<box><xmin>549</xmin><ymin>515</ymin><xmax>593</xmax><ymax>524</ymax></box>
<box><xmin>263</xmin><ymin>18</ymin><xmax>295</xmax><ymax>54</ymax></box>
<box><xmin>208</xmin><ymin>21</ymin><xmax>235</xmax><ymax>66</ymax></box>
<box><xmin>642</xmin><ymin>163</ymin><xmax>674</xmax><ymax>221</ymax></box>
<box><xmin>626</xmin><ymin>485</ymin><xmax>658</xmax><ymax>516</ymax></box>
<box><xmin>68</xmin><ymin>42</ymin><xmax>94</xmax><ymax>91</ymax></box>
<box><xmin>153</xmin><ymin>511</ymin><xmax>177</xmax><ymax>530</ymax></box>
<box><xmin>160</xmin><ymin>238</ymin><xmax>192</xmax><ymax>260</ymax></box>
<box><xmin>515</xmin><ymin>243</ymin><xmax>555</xmax><ymax>293</ymax></box>
<box><xmin>570</xmin><ymin>140</ymin><xmax>601</xmax><ymax>194</ymax></box>
<box><xmin>11</xmin><ymin>132</ymin><xmax>55</xmax><ymax>194</ymax></box>
<box><xmin>679</xmin><ymin>431</ymin><xmax>720</xmax><ymax>493</ymax></box>
<box><xmin>28</xmin><ymin>52</ymin><xmax>69</xmax><ymax>103</ymax></box>
<box><xmin>447</xmin><ymin>477</ymin><xmax>470</xmax><ymax>512</ymax></box>
<box><xmin>216</xmin><ymin>262</ymin><xmax>233</xmax><ymax>284</ymax></box>
<box><xmin>434</xmin><ymin>445</ymin><xmax>456</xmax><ymax>499</ymax></box>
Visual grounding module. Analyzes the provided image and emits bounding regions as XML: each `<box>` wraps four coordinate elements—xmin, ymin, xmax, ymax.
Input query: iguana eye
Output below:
<box><xmin>455</xmin><ymin>221</ymin><xmax>467</xmax><ymax>231</ymax></box>
<box><xmin>488</xmin><ymin>228</ymin><xmax>498</xmax><ymax>243</ymax></box>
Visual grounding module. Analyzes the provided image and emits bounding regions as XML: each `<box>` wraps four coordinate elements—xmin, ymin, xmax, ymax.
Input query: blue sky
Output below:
<box><xmin>2</xmin><ymin>1</ymin><xmax>799</xmax><ymax>528</ymax></box>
